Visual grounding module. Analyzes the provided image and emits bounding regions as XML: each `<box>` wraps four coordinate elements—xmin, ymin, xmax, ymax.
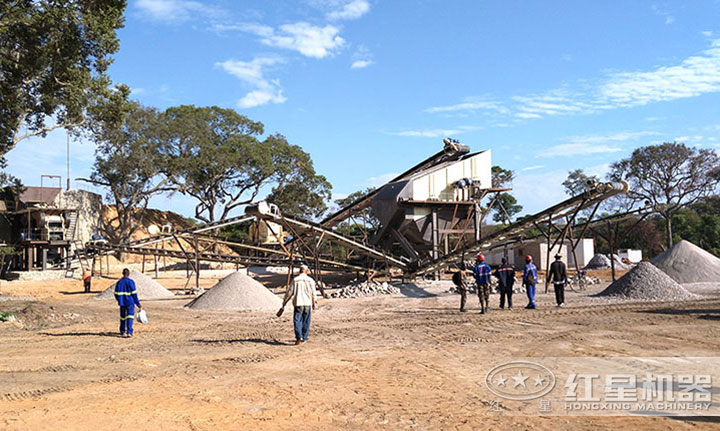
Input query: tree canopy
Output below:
<box><xmin>0</xmin><ymin>0</ymin><xmax>126</xmax><ymax>158</ymax></box>
<box><xmin>608</xmin><ymin>142</ymin><xmax>720</xmax><ymax>247</ymax></box>
<box><xmin>87</xmin><ymin>101</ymin><xmax>171</xmax><ymax>243</ymax></box>
<box><xmin>562</xmin><ymin>169</ymin><xmax>599</xmax><ymax>196</ymax></box>
<box><xmin>160</xmin><ymin>105</ymin><xmax>331</xmax><ymax>222</ymax></box>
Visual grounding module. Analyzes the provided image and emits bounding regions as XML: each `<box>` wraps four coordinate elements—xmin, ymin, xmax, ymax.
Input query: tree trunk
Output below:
<box><xmin>665</xmin><ymin>215</ymin><xmax>673</xmax><ymax>248</ymax></box>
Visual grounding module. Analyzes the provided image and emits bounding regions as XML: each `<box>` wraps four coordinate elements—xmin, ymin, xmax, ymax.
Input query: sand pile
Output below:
<box><xmin>96</xmin><ymin>271</ymin><xmax>174</xmax><ymax>300</ymax></box>
<box><xmin>185</xmin><ymin>271</ymin><xmax>281</xmax><ymax>311</ymax></box>
<box><xmin>596</xmin><ymin>262</ymin><xmax>698</xmax><ymax>301</ymax></box>
<box><xmin>651</xmin><ymin>240</ymin><xmax>720</xmax><ymax>284</ymax></box>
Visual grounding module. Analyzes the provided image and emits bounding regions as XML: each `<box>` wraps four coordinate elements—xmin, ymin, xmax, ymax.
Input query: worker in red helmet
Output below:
<box><xmin>473</xmin><ymin>253</ymin><xmax>492</xmax><ymax>314</ymax></box>
<box><xmin>523</xmin><ymin>255</ymin><xmax>538</xmax><ymax>309</ymax></box>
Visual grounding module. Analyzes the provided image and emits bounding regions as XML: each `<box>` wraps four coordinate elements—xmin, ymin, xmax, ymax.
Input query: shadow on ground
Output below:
<box><xmin>641</xmin><ymin>308</ymin><xmax>720</xmax><ymax>321</ymax></box>
<box><xmin>399</xmin><ymin>284</ymin><xmax>438</xmax><ymax>298</ymax></box>
<box><xmin>40</xmin><ymin>331</ymin><xmax>122</xmax><ymax>337</ymax></box>
<box><xmin>192</xmin><ymin>338</ymin><xmax>289</xmax><ymax>346</ymax></box>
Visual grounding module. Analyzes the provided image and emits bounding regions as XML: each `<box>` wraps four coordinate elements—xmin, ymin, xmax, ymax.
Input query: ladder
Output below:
<box><xmin>65</xmin><ymin>210</ymin><xmax>79</xmax><ymax>241</ymax></box>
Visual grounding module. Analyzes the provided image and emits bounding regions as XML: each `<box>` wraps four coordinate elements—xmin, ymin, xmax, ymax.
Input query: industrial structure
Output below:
<box><xmin>69</xmin><ymin>139</ymin><xmax>631</xmax><ymax>290</ymax></box>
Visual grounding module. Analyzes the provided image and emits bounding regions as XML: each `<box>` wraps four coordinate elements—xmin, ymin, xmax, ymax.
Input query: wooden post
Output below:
<box><xmin>194</xmin><ymin>235</ymin><xmax>200</xmax><ymax>291</ymax></box>
<box><xmin>608</xmin><ymin>221</ymin><xmax>616</xmax><ymax>282</ymax></box>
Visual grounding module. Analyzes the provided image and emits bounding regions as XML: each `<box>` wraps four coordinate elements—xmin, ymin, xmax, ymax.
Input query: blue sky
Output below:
<box><xmin>6</xmin><ymin>0</ymin><xmax>720</xmax><ymax>219</ymax></box>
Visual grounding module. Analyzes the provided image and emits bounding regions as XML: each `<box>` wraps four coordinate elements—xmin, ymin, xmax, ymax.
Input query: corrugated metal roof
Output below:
<box><xmin>20</xmin><ymin>187</ymin><xmax>61</xmax><ymax>204</ymax></box>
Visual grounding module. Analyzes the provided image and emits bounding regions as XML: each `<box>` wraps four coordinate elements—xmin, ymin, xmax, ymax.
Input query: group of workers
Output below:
<box><xmin>452</xmin><ymin>253</ymin><xmax>567</xmax><ymax>312</ymax></box>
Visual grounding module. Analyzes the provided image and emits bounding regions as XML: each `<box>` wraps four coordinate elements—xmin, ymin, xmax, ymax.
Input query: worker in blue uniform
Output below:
<box><xmin>494</xmin><ymin>257</ymin><xmax>515</xmax><ymax>309</ymax></box>
<box><xmin>473</xmin><ymin>253</ymin><xmax>492</xmax><ymax>314</ymax></box>
<box><xmin>523</xmin><ymin>255</ymin><xmax>538</xmax><ymax>309</ymax></box>
<box><xmin>114</xmin><ymin>268</ymin><xmax>142</xmax><ymax>337</ymax></box>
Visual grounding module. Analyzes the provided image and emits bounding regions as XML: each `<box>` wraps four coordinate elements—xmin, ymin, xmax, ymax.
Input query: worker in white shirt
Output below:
<box><xmin>277</xmin><ymin>264</ymin><xmax>318</xmax><ymax>345</ymax></box>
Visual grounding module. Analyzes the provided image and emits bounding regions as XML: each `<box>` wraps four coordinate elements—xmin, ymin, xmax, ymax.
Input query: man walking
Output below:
<box><xmin>547</xmin><ymin>254</ymin><xmax>567</xmax><ymax>307</ymax></box>
<box><xmin>494</xmin><ymin>257</ymin><xmax>515</xmax><ymax>309</ymax></box>
<box><xmin>523</xmin><ymin>255</ymin><xmax>538</xmax><ymax>309</ymax></box>
<box><xmin>452</xmin><ymin>264</ymin><xmax>469</xmax><ymax>312</ymax></box>
<box><xmin>114</xmin><ymin>268</ymin><xmax>142</xmax><ymax>338</ymax></box>
<box><xmin>82</xmin><ymin>269</ymin><xmax>92</xmax><ymax>293</ymax></box>
<box><xmin>473</xmin><ymin>254</ymin><xmax>492</xmax><ymax>314</ymax></box>
<box><xmin>278</xmin><ymin>264</ymin><xmax>318</xmax><ymax>345</ymax></box>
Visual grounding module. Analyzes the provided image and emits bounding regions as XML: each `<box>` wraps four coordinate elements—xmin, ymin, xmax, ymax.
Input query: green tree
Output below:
<box><xmin>0</xmin><ymin>0</ymin><xmax>126</xmax><ymax>158</ymax></box>
<box><xmin>160</xmin><ymin>105</ymin><xmax>328</xmax><ymax>223</ymax></box>
<box><xmin>491</xmin><ymin>165</ymin><xmax>514</xmax><ymax>188</ymax></box>
<box><xmin>84</xmin><ymin>102</ymin><xmax>171</xmax><ymax>243</ymax></box>
<box><xmin>266</xmin><ymin>174</ymin><xmax>332</xmax><ymax>220</ymax></box>
<box><xmin>489</xmin><ymin>165</ymin><xmax>522</xmax><ymax>224</ymax></box>
<box><xmin>562</xmin><ymin>169</ymin><xmax>599</xmax><ymax>196</ymax></box>
<box><xmin>608</xmin><ymin>142</ymin><xmax>720</xmax><ymax>247</ymax></box>
<box><xmin>491</xmin><ymin>193</ymin><xmax>523</xmax><ymax>224</ymax></box>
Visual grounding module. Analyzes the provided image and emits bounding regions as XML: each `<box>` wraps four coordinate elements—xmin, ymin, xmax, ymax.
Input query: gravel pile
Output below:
<box><xmin>596</xmin><ymin>262</ymin><xmax>698</xmax><ymax>301</ymax></box>
<box><xmin>185</xmin><ymin>271</ymin><xmax>281</xmax><ymax>311</ymax></box>
<box><xmin>95</xmin><ymin>271</ymin><xmax>174</xmax><ymax>300</ymax></box>
<box><xmin>585</xmin><ymin>253</ymin><xmax>630</xmax><ymax>270</ymax></box>
<box><xmin>330</xmin><ymin>280</ymin><xmax>400</xmax><ymax>298</ymax></box>
<box><xmin>651</xmin><ymin>240</ymin><xmax>720</xmax><ymax>284</ymax></box>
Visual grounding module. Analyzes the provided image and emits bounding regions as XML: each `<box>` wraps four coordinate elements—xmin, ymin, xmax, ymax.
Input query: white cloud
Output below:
<box><xmin>521</xmin><ymin>165</ymin><xmax>545</xmax><ymax>171</ymax></box>
<box><xmin>425</xmin><ymin>98</ymin><xmax>507</xmax><ymax>114</ymax></box>
<box><xmin>367</xmin><ymin>172</ymin><xmax>399</xmax><ymax>187</ymax></box>
<box><xmin>512</xmin><ymin>169</ymin><xmax>569</xmax><ymax>215</ymax></box>
<box><xmin>538</xmin><ymin>143</ymin><xmax>623</xmax><ymax>158</ymax></box>
<box><xmin>566</xmin><ymin>131</ymin><xmax>659</xmax><ymax>145</ymax></box>
<box><xmin>327</xmin><ymin>0</ymin><xmax>371</xmax><ymax>20</ymax></box>
<box><xmin>351</xmin><ymin>60</ymin><xmax>373</xmax><ymax>69</ymax></box>
<box><xmin>389</xmin><ymin>126</ymin><xmax>480</xmax><ymax>138</ymax></box>
<box><xmin>702</xmin><ymin>31</ymin><xmax>714</xmax><ymax>37</ymax></box>
<box><xmin>135</xmin><ymin>0</ymin><xmax>220</xmax><ymax>23</ymax></box>
<box><xmin>665</xmin><ymin>16</ymin><xmax>675</xmax><ymax>24</ymax></box>
<box><xmin>427</xmin><ymin>38</ymin><xmax>720</xmax><ymax>120</ymax></box>
<box><xmin>216</xmin><ymin>57</ymin><xmax>287</xmax><ymax>108</ymax></box>
<box><xmin>350</xmin><ymin>45</ymin><xmax>374</xmax><ymax>69</ymax></box>
<box><xmin>240</xmin><ymin>22</ymin><xmax>345</xmax><ymax>58</ymax></box>
<box><xmin>599</xmin><ymin>39</ymin><xmax>720</xmax><ymax>107</ymax></box>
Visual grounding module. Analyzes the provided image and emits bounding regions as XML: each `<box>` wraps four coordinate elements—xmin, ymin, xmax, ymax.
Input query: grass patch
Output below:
<box><xmin>0</xmin><ymin>310</ymin><xmax>16</xmax><ymax>321</ymax></box>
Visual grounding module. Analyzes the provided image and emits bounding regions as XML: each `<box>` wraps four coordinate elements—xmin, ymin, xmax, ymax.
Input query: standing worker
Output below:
<box><xmin>473</xmin><ymin>254</ymin><xmax>492</xmax><ymax>314</ymax></box>
<box><xmin>547</xmin><ymin>254</ymin><xmax>567</xmax><ymax>307</ymax></box>
<box><xmin>82</xmin><ymin>269</ymin><xmax>92</xmax><ymax>293</ymax></box>
<box><xmin>523</xmin><ymin>255</ymin><xmax>538</xmax><ymax>309</ymax></box>
<box><xmin>494</xmin><ymin>257</ymin><xmax>515</xmax><ymax>309</ymax></box>
<box><xmin>452</xmin><ymin>264</ymin><xmax>470</xmax><ymax>312</ymax></box>
<box><xmin>114</xmin><ymin>268</ymin><xmax>142</xmax><ymax>338</ymax></box>
<box><xmin>278</xmin><ymin>264</ymin><xmax>318</xmax><ymax>345</ymax></box>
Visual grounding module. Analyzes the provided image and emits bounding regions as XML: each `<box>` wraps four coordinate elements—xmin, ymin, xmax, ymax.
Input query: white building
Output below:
<box><xmin>484</xmin><ymin>238</ymin><xmax>595</xmax><ymax>271</ymax></box>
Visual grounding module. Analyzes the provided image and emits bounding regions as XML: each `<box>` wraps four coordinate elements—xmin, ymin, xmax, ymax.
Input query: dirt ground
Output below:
<box><xmin>1</xmin><ymin>270</ymin><xmax>719</xmax><ymax>430</ymax></box>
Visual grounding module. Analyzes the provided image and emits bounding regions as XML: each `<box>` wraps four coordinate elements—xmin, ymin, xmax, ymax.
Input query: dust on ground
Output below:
<box><xmin>1</xmin><ymin>269</ymin><xmax>720</xmax><ymax>430</ymax></box>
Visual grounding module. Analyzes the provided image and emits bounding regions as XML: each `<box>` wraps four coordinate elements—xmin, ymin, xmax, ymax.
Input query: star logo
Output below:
<box><xmin>495</xmin><ymin>375</ymin><xmax>507</xmax><ymax>386</ymax></box>
<box><xmin>511</xmin><ymin>370</ymin><xmax>529</xmax><ymax>388</ymax></box>
<box><xmin>533</xmin><ymin>375</ymin><xmax>545</xmax><ymax>386</ymax></box>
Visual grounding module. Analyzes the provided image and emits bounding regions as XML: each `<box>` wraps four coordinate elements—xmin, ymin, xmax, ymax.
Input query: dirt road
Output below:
<box><xmin>1</xmin><ymin>275</ymin><xmax>719</xmax><ymax>430</ymax></box>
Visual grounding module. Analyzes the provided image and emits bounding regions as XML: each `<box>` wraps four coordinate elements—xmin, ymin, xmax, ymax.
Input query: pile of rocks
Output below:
<box><xmin>330</xmin><ymin>280</ymin><xmax>400</xmax><ymax>298</ymax></box>
<box><xmin>596</xmin><ymin>262</ymin><xmax>698</xmax><ymax>301</ymax></box>
<box><xmin>585</xmin><ymin>254</ymin><xmax>631</xmax><ymax>270</ymax></box>
<box><xmin>96</xmin><ymin>270</ymin><xmax>174</xmax><ymax>300</ymax></box>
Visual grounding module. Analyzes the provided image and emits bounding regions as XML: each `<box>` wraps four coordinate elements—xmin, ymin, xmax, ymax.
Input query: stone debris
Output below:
<box><xmin>330</xmin><ymin>280</ymin><xmax>400</xmax><ymax>298</ymax></box>
<box><xmin>95</xmin><ymin>270</ymin><xmax>174</xmax><ymax>300</ymax></box>
<box><xmin>584</xmin><ymin>253</ymin><xmax>631</xmax><ymax>270</ymax></box>
<box><xmin>651</xmin><ymin>240</ymin><xmax>720</xmax><ymax>285</ymax></box>
<box><xmin>185</xmin><ymin>271</ymin><xmax>281</xmax><ymax>311</ymax></box>
<box><xmin>596</xmin><ymin>262</ymin><xmax>698</xmax><ymax>301</ymax></box>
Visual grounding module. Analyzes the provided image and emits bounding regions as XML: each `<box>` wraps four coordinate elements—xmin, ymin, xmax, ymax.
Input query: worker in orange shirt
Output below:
<box><xmin>82</xmin><ymin>270</ymin><xmax>92</xmax><ymax>293</ymax></box>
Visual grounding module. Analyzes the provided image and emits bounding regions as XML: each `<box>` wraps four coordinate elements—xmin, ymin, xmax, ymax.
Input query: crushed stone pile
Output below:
<box><xmin>651</xmin><ymin>240</ymin><xmax>720</xmax><ymax>284</ymax></box>
<box><xmin>185</xmin><ymin>271</ymin><xmax>281</xmax><ymax>311</ymax></box>
<box><xmin>96</xmin><ymin>271</ymin><xmax>174</xmax><ymax>300</ymax></box>
<box><xmin>596</xmin><ymin>262</ymin><xmax>698</xmax><ymax>301</ymax></box>
<box><xmin>585</xmin><ymin>253</ymin><xmax>630</xmax><ymax>270</ymax></box>
<box><xmin>330</xmin><ymin>280</ymin><xmax>400</xmax><ymax>298</ymax></box>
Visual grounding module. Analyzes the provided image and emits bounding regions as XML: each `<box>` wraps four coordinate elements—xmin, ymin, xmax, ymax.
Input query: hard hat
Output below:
<box><xmin>525</xmin><ymin>255</ymin><xmax>533</xmax><ymax>261</ymax></box>
<box><xmin>477</xmin><ymin>253</ymin><xmax>485</xmax><ymax>261</ymax></box>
